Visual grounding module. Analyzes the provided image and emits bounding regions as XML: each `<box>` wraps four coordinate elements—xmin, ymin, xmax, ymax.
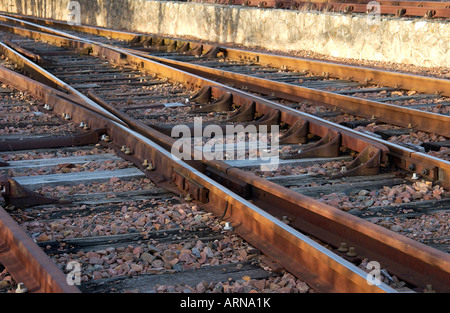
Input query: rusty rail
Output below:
<box><xmin>185</xmin><ymin>0</ymin><xmax>450</xmax><ymax>18</ymax></box>
<box><xmin>0</xmin><ymin>205</ymin><xmax>80</xmax><ymax>293</ymax></box>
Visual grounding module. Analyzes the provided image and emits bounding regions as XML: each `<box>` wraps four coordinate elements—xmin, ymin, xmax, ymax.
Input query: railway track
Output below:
<box><xmin>0</xmin><ymin>56</ymin><xmax>318</xmax><ymax>295</ymax></box>
<box><xmin>185</xmin><ymin>0</ymin><xmax>450</xmax><ymax>19</ymax></box>
<box><xmin>0</xmin><ymin>14</ymin><xmax>449</xmax><ymax>293</ymax></box>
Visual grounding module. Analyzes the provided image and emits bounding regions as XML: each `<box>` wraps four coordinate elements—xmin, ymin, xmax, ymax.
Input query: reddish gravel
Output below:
<box><xmin>152</xmin><ymin>272</ymin><xmax>311</xmax><ymax>293</ymax></box>
<box><xmin>21</xmin><ymin>200</ymin><xmax>220</xmax><ymax>241</ymax></box>
<box><xmin>251</xmin><ymin>159</ymin><xmax>350</xmax><ymax>178</ymax></box>
<box><xmin>319</xmin><ymin>180</ymin><xmax>448</xmax><ymax>211</ymax></box>
<box><xmin>0</xmin><ymin>266</ymin><xmax>18</xmax><ymax>293</ymax></box>
<box><xmin>50</xmin><ymin>234</ymin><xmax>264</xmax><ymax>282</ymax></box>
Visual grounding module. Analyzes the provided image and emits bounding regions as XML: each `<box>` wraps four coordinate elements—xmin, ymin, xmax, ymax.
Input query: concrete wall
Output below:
<box><xmin>1</xmin><ymin>0</ymin><xmax>449</xmax><ymax>67</ymax></box>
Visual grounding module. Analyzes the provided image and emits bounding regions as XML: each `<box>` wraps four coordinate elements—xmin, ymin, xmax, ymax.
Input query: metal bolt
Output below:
<box><xmin>421</xmin><ymin>169</ymin><xmax>429</xmax><ymax>176</ymax></box>
<box><xmin>146</xmin><ymin>162</ymin><xmax>154</xmax><ymax>171</ymax></box>
<box><xmin>124</xmin><ymin>147</ymin><xmax>132</xmax><ymax>155</ymax></box>
<box><xmin>142</xmin><ymin>159</ymin><xmax>149</xmax><ymax>167</ymax></box>
<box><xmin>423</xmin><ymin>284</ymin><xmax>436</xmax><ymax>293</ymax></box>
<box><xmin>83</xmin><ymin>124</ymin><xmax>90</xmax><ymax>130</ymax></box>
<box><xmin>346</xmin><ymin>247</ymin><xmax>357</xmax><ymax>257</ymax></box>
<box><xmin>184</xmin><ymin>194</ymin><xmax>193</xmax><ymax>202</ymax></box>
<box><xmin>408</xmin><ymin>164</ymin><xmax>416</xmax><ymax>171</ymax></box>
<box><xmin>100</xmin><ymin>135</ymin><xmax>110</xmax><ymax>142</ymax></box>
<box><xmin>223</xmin><ymin>222</ymin><xmax>233</xmax><ymax>231</ymax></box>
<box><xmin>340</xmin><ymin>166</ymin><xmax>347</xmax><ymax>174</ymax></box>
<box><xmin>412</xmin><ymin>173</ymin><xmax>420</xmax><ymax>180</ymax></box>
<box><xmin>79</xmin><ymin>122</ymin><xmax>85</xmax><ymax>128</ymax></box>
<box><xmin>15</xmin><ymin>283</ymin><xmax>28</xmax><ymax>293</ymax></box>
<box><xmin>64</xmin><ymin>113</ymin><xmax>71</xmax><ymax>120</ymax></box>
<box><xmin>121</xmin><ymin>145</ymin><xmax>126</xmax><ymax>152</ymax></box>
<box><xmin>338</xmin><ymin>242</ymin><xmax>349</xmax><ymax>252</ymax></box>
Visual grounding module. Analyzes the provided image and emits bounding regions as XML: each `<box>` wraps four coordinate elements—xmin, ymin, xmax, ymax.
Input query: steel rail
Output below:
<box><xmin>184</xmin><ymin>0</ymin><xmax>450</xmax><ymax>18</ymax></box>
<box><xmin>0</xmin><ymin>205</ymin><xmax>81</xmax><ymax>293</ymax></box>
<box><xmin>0</xmin><ymin>62</ymin><xmax>398</xmax><ymax>293</ymax></box>
<box><xmin>1</xmin><ymin>30</ymin><xmax>450</xmax><ymax>292</ymax></box>
<box><xmin>377</xmin><ymin>0</ymin><xmax>450</xmax><ymax>8</ymax></box>
<box><xmin>3</xmin><ymin>13</ymin><xmax>449</xmax><ymax>98</ymax></box>
<box><xmin>1</xmin><ymin>17</ymin><xmax>448</xmax><ymax>188</ymax></box>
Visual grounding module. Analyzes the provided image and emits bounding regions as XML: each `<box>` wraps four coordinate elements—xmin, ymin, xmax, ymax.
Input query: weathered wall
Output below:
<box><xmin>0</xmin><ymin>0</ymin><xmax>448</xmax><ymax>67</ymax></box>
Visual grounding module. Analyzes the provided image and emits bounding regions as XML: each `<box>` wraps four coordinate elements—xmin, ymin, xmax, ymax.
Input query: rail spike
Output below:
<box><xmin>0</xmin><ymin>175</ymin><xmax>70</xmax><ymax>208</ymax></box>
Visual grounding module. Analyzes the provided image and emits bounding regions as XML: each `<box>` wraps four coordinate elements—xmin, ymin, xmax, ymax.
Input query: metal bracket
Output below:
<box><xmin>175</xmin><ymin>42</ymin><xmax>190</xmax><ymax>53</ymax></box>
<box><xmin>190</xmin><ymin>86</ymin><xmax>212</xmax><ymax>104</ymax></box>
<box><xmin>191</xmin><ymin>92</ymin><xmax>232</xmax><ymax>113</ymax></box>
<box><xmin>225</xmin><ymin>101</ymin><xmax>255</xmax><ymax>123</ymax></box>
<box><xmin>334</xmin><ymin>145</ymin><xmax>381</xmax><ymax>178</ymax></box>
<box><xmin>128</xmin><ymin>35</ymin><xmax>141</xmax><ymax>45</ymax></box>
<box><xmin>205</xmin><ymin>166</ymin><xmax>252</xmax><ymax>199</ymax></box>
<box><xmin>281</xmin><ymin>131</ymin><xmax>341</xmax><ymax>159</ymax></box>
<box><xmin>172</xmin><ymin>169</ymin><xmax>209</xmax><ymax>203</ymax></box>
<box><xmin>153</xmin><ymin>38</ymin><xmax>165</xmax><ymax>47</ymax></box>
<box><xmin>202</xmin><ymin>46</ymin><xmax>221</xmax><ymax>59</ymax></box>
<box><xmin>141</xmin><ymin>36</ymin><xmax>156</xmax><ymax>47</ymax></box>
<box><xmin>253</xmin><ymin>109</ymin><xmax>280</xmax><ymax>131</ymax></box>
<box><xmin>183</xmin><ymin>44</ymin><xmax>203</xmax><ymax>57</ymax></box>
<box><xmin>165</xmin><ymin>41</ymin><xmax>178</xmax><ymax>53</ymax></box>
<box><xmin>279</xmin><ymin>120</ymin><xmax>309</xmax><ymax>144</ymax></box>
<box><xmin>0</xmin><ymin>175</ymin><xmax>68</xmax><ymax>208</ymax></box>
